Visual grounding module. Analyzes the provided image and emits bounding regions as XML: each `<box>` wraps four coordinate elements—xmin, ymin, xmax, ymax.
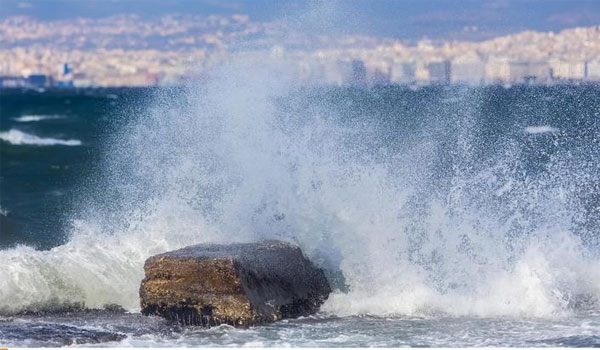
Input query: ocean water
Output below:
<box><xmin>1</xmin><ymin>72</ymin><xmax>600</xmax><ymax>346</ymax></box>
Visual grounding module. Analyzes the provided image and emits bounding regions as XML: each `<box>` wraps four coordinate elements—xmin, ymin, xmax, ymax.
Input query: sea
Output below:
<box><xmin>1</xmin><ymin>70</ymin><xmax>600</xmax><ymax>346</ymax></box>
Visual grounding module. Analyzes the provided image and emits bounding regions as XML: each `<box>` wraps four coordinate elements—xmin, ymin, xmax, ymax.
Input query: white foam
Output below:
<box><xmin>525</xmin><ymin>125</ymin><xmax>559</xmax><ymax>134</ymax></box>
<box><xmin>0</xmin><ymin>129</ymin><xmax>81</xmax><ymax>146</ymax></box>
<box><xmin>0</xmin><ymin>56</ymin><xmax>598</xmax><ymax>319</ymax></box>
<box><xmin>13</xmin><ymin>115</ymin><xmax>65</xmax><ymax>122</ymax></box>
<box><xmin>323</xmin><ymin>234</ymin><xmax>600</xmax><ymax>318</ymax></box>
<box><xmin>0</xmin><ymin>201</ymin><xmax>223</xmax><ymax>313</ymax></box>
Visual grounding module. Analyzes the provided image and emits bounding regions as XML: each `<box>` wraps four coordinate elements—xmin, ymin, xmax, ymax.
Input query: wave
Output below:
<box><xmin>1</xmin><ymin>57</ymin><xmax>599</xmax><ymax>319</ymax></box>
<box><xmin>13</xmin><ymin>115</ymin><xmax>66</xmax><ymax>122</ymax></box>
<box><xmin>524</xmin><ymin>125</ymin><xmax>559</xmax><ymax>134</ymax></box>
<box><xmin>0</xmin><ymin>129</ymin><xmax>81</xmax><ymax>146</ymax></box>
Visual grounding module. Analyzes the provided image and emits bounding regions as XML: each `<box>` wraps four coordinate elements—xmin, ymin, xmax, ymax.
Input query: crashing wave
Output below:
<box><xmin>0</xmin><ymin>58</ymin><xmax>599</xmax><ymax>319</ymax></box>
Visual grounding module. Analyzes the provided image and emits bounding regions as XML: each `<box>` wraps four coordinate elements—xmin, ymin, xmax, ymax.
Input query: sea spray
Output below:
<box><xmin>1</xmin><ymin>61</ymin><xmax>599</xmax><ymax>318</ymax></box>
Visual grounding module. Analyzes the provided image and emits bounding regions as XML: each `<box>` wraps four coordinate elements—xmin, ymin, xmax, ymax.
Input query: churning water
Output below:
<box><xmin>1</xmin><ymin>58</ymin><xmax>600</xmax><ymax>346</ymax></box>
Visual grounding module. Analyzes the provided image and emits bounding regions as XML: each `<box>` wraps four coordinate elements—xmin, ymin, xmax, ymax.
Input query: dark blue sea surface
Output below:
<box><xmin>1</xmin><ymin>84</ymin><xmax>600</xmax><ymax>347</ymax></box>
<box><xmin>0</xmin><ymin>88</ymin><xmax>152</xmax><ymax>248</ymax></box>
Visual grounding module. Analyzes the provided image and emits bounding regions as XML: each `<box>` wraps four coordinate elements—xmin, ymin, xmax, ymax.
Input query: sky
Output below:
<box><xmin>1</xmin><ymin>0</ymin><xmax>599</xmax><ymax>40</ymax></box>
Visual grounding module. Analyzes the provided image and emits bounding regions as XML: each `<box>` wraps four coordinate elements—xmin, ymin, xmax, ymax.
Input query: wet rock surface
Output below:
<box><xmin>140</xmin><ymin>240</ymin><xmax>331</xmax><ymax>327</ymax></box>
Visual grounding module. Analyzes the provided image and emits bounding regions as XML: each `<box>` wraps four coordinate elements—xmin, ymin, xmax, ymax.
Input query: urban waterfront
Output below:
<box><xmin>1</xmin><ymin>13</ymin><xmax>600</xmax><ymax>88</ymax></box>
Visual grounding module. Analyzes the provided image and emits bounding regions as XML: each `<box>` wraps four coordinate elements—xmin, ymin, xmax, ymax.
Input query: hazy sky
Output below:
<box><xmin>2</xmin><ymin>0</ymin><xmax>599</xmax><ymax>40</ymax></box>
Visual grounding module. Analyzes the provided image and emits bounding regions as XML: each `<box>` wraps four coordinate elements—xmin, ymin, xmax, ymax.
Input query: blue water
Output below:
<box><xmin>1</xmin><ymin>83</ymin><xmax>600</xmax><ymax>346</ymax></box>
<box><xmin>0</xmin><ymin>88</ymin><xmax>150</xmax><ymax>248</ymax></box>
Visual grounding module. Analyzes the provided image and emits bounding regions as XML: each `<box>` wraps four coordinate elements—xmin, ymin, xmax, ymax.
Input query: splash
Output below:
<box><xmin>1</xmin><ymin>56</ymin><xmax>599</xmax><ymax>318</ymax></box>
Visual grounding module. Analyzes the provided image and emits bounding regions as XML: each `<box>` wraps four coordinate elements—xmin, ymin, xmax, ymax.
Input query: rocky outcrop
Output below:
<box><xmin>139</xmin><ymin>240</ymin><xmax>331</xmax><ymax>327</ymax></box>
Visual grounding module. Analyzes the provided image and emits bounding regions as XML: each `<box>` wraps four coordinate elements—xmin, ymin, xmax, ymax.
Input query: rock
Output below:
<box><xmin>0</xmin><ymin>322</ymin><xmax>126</xmax><ymax>346</ymax></box>
<box><xmin>140</xmin><ymin>240</ymin><xmax>331</xmax><ymax>327</ymax></box>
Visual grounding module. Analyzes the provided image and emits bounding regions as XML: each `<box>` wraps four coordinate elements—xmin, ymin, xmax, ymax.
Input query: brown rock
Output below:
<box><xmin>139</xmin><ymin>240</ymin><xmax>331</xmax><ymax>327</ymax></box>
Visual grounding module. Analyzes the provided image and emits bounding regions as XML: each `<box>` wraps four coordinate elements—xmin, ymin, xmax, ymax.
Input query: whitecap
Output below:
<box><xmin>13</xmin><ymin>115</ymin><xmax>65</xmax><ymax>122</ymax></box>
<box><xmin>0</xmin><ymin>129</ymin><xmax>81</xmax><ymax>146</ymax></box>
<box><xmin>524</xmin><ymin>126</ymin><xmax>559</xmax><ymax>134</ymax></box>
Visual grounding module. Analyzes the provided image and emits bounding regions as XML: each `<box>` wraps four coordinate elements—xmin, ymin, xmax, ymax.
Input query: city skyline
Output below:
<box><xmin>1</xmin><ymin>1</ymin><xmax>599</xmax><ymax>87</ymax></box>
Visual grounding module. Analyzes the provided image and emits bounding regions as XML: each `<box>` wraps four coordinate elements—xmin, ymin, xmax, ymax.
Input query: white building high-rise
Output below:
<box><xmin>550</xmin><ymin>59</ymin><xmax>587</xmax><ymax>80</ymax></box>
<box><xmin>426</xmin><ymin>60</ymin><xmax>451</xmax><ymax>84</ymax></box>
<box><xmin>451</xmin><ymin>52</ymin><xmax>485</xmax><ymax>85</ymax></box>
<box><xmin>586</xmin><ymin>60</ymin><xmax>600</xmax><ymax>80</ymax></box>
<box><xmin>390</xmin><ymin>60</ymin><xmax>416</xmax><ymax>84</ymax></box>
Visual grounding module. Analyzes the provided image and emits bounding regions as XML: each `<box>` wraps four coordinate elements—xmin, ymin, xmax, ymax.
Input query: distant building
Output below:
<box><xmin>451</xmin><ymin>52</ymin><xmax>484</xmax><ymax>85</ymax></box>
<box><xmin>27</xmin><ymin>74</ymin><xmax>52</xmax><ymax>87</ymax></box>
<box><xmin>586</xmin><ymin>60</ymin><xmax>600</xmax><ymax>80</ymax></box>
<box><xmin>523</xmin><ymin>61</ymin><xmax>551</xmax><ymax>83</ymax></box>
<box><xmin>322</xmin><ymin>59</ymin><xmax>344</xmax><ymax>85</ymax></box>
<box><xmin>367</xmin><ymin>60</ymin><xmax>391</xmax><ymax>86</ymax></box>
<box><xmin>0</xmin><ymin>76</ymin><xmax>28</xmax><ymax>88</ymax></box>
<box><xmin>550</xmin><ymin>59</ymin><xmax>586</xmax><ymax>80</ymax></box>
<box><xmin>95</xmin><ymin>72</ymin><xmax>157</xmax><ymax>87</ymax></box>
<box><xmin>486</xmin><ymin>58</ymin><xmax>551</xmax><ymax>83</ymax></box>
<box><xmin>485</xmin><ymin>57</ymin><xmax>511</xmax><ymax>83</ymax></box>
<box><xmin>508</xmin><ymin>62</ymin><xmax>532</xmax><ymax>82</ymax></box>
<box><xmin>350</xmin><ymin>59</ymin><xmax>367</xmax><ymax>87</ymax></box>
<box><xmin>371</xmin><ymin>69</ymin><xmax>390</xmax><ymax>86</ymax></box>
<box><xmin>57</xmin><ymin>62</ymin><xmax>74</xmax><ymax>87</ymax></box>
<box><xmin>72</xmin><ymin>73</ymin><xmax>94</xmax><ymax>87</ymax></box>
<box><xmin>390</xmin><ymin>60</ymin><xmax>416</xmax><ymax>84</ymax></box>
<box><xmin>427</xmin><ymin>60</ymin><xmax>451</xmax><ymax>84</ymax></box>
<box><xmin>306</xmin><ymin>60</ymin><xmax>329</xmax><ymax>85</ymax></box>
<box><xmin>57</xmin><ymin>80</ymin><xmax>74</xmax><ymax>88</ymax></box>
<box><xmin>508</xmin><ymin>61</ymin><xmax>551</xmax><ymax>83</ymax></box>
<box><xmin>415</xmin><ymin>61</ymin><xmax>431</xmax><ymax>82</ymax></box>
<box><xmin>338</xmin><ymin>59</ymin><xmax>367</xmax><ymax>87</ymax></box>
<box><xmin>296</xmin><ymin>60</ymin><xmax>317</xmax><ymax>84</ymax></box>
